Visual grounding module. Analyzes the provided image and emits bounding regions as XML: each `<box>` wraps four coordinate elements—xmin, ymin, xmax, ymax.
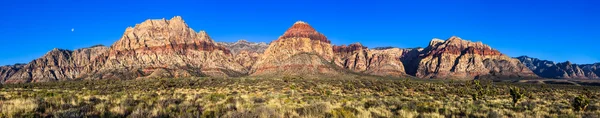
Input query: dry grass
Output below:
<box><xmin>0</xmin><ymin>77</ymin><xmax>599</xmax><ymax>117</ymax></box>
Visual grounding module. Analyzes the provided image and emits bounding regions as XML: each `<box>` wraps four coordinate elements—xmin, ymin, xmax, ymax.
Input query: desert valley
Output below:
<box><xmin>0</xmin><ymin>16</ymin><xmax>599</xmax><ymax>117</ymax></box>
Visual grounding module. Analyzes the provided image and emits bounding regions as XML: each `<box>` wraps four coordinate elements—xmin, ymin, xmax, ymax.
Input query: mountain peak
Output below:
<box><xmin>279</xmin><ymin>21</ymin><xmax>330</xmax><ymax>43</ymax></box>
<box><xmin>447</xmin><ymin>36</ymin><xmax>462</xmax><ymax>41</ymax></box>
<box><xmin>294</xmin><ymin>21</ymin><xmax>307</xmax><ymax>24</ymax></box>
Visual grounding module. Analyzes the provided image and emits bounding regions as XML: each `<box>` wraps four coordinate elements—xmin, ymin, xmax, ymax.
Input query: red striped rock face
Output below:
<box><xmin>251</xmin><ymin>21</ymin><xmax>339</xmax><ymax>76</ymax></box>
<box><xmin>278</xmin><ymin>21</ymin><xmax>330</xmax><ymax>43</ymax></box>
<box><xmin>415</xmin><ymin>36</ymin><xmax>536</xmax><ymax>79</ymax></box>
<box><xmin>333</xmin><ymin>43</ymin><xmax>367</xmax><ymax>54</ymax></box>
<box><xmin>88</xmin><ymin>16</ymin><xmax>247</xmax><ymax>79</ymax></box>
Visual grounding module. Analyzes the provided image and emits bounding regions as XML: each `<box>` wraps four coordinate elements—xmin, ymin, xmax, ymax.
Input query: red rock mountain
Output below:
<box><xmin>0</xmin><ymin>17</ymin><xmax>560</xmax><ymax>83</ymax></box>
<box><xmin>250</xmin><ymin>21</ymin><xmax>340</xmax><ymax>76</ymax></box>
<box><xmin>83</xmin><ymin>16</ymin><xmax>246</xmax><ymax>79</ymax></box>
<box><xmin>411</xmin><ymin>36</ymin><xmax>537</xmax><ymax>79</ymax></box>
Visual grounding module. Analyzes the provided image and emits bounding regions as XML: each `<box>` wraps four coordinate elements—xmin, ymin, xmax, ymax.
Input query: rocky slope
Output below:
<box><xmin>517</xmin><ymin>56</ymin><xmax>600</xmax><ymax>79</ymax></box>
<box><xmin>411</xmin><ymin>36</ymin><xmax>536</xmax><ymax>79</ymax></box>
<box><xmin>332</xmin><ymin>43</ymin><xmax>406</xmax><ymax>76</ymax></box>
<box><xmin>83</xmin><ymin>16</ymin><xmax>246</xmax><ymax>80</ymax></box>
<box><xmin>0</xmin><ymin>64</ymin><xmax>25</xmax><ymax>83</ymax></box>
<box><xmin>250</xmin><ymin>21</ymin><xmax>341</xmax><ymax>76</ymax></box>
<box><xmin>3</xmin><ymin>46</ymin><xmax>108</xmax><ymax>83</ymax></box>
<box><xmin>218</xmin><ymin>40</ymin><xmax>269</xmax><ymax>69</ymax></box>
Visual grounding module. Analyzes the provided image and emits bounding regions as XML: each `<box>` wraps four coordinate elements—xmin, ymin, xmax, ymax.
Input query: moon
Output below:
<box><xmin>71</xmin><ymin>28</ymin><xmax>74</xmax><ymax>32</ymax></box>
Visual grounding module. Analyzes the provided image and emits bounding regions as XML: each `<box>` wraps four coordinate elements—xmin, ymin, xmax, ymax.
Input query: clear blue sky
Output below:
<box><xmin>1</xmin><ymin>0</ymin><xmax>598</xmax><ymax>65</ymax></box>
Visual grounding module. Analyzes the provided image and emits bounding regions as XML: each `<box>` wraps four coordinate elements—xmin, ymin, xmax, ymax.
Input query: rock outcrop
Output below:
<box><xmin>517</xmin><ymin>56</ymin><xmax>600</xmax><ymax>79</ymax></box>
<box><xmin>0</xmin><ymin>64</ymin><xmax>25</xmax><ymax>83</ymax></box>
<box><xmin>332</xmin><ymin>43</ymin><xmax>406</xmax><ymax>76</ymax></box>
<box><xmin>413</xmin><ymin>36</ymin><xmax>536</xmax><ymax>79</ymax></box>
<box><xmin>84</xmin><ymin>16</ymin><xmax>246</xmax><ymax>79</ymax></box>
<box><xmin>4</xmin><ymin>46</ymin><xmax>108</xmax><ymax>83</ymax></box>
<box><xmin>251</xmin><ymin>21</ymin><xmax>340</xmax><ymax>76</ymax></box>
<box><xmin>218</xmin><ymin>40</ymin><xmax>269</xmax><ymax>69</ymax></box>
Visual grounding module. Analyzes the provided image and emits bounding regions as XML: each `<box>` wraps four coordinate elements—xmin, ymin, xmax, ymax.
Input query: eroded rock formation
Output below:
<box><xmin>218</xmin><ymin>40</ymin><xmax>269</xmax><ymax>69</ymax></box>
<box><xmin>413</xmin><ymin>36</ymin><xmax>536</xmax><ymax>79</ymax></box>
<box><xmin>84</xmin><ymin>16</ymin><xmax>246</xmax><ymax>79</ymax></box>
<box><xmin>4</xmin><ymin>46</ymin><xmax>108</xmax><ymax>83</ymax></box>
<box><xmin>251</xmin><ymin>21</ymin><xmax>340</xmax><ymax>76</ymax></box>
<box><xmin>333</xmin><ymin>43</ymin><xmax>406</xmax><ymax>76</ymax></box>
<box><xmin>517</xmin><ymin>56</ymin><xmax>600</xmax><ymax>79</ymax></box>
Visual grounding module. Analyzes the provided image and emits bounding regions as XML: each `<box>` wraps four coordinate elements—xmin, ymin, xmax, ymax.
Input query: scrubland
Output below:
<box><xmin>1</xmin><ymin>77</ymin><xmax>599</xmax><ymax>118</ymax></box>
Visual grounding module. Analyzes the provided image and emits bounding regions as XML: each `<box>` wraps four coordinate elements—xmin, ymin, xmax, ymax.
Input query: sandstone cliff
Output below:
<box><xmin>251</xmin><ymin>21</ymin><xmax>340</xmax><ymax>76</ymax></box>
<box><xmin>84</xmin><ymin>16</ymin><xmax>246</xmax><ymax>79</ymax></box>
<box><xmin>413</xmin><ymin>36</ymin><xmax>536</xmax><ymax>79</ymax></box>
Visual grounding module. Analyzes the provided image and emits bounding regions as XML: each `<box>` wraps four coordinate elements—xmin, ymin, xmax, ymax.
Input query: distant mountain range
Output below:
<box><xmin>1</xmin><ymin>16</ymin><xmax>598</xmax><ymax>83</ymax></box>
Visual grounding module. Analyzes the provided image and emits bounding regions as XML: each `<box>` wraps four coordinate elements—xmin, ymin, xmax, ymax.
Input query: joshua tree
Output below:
<box><xmin>510</xmin><ymin>87</ymin><xmax>524</xmax><ymax>107</ymax></box>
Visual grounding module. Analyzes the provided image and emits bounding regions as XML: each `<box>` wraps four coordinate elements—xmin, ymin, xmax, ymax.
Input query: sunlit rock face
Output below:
<box><xmin>413</xmin><ymin>36</ymin><xmax>537</xmax><ymax>79</ymax></box>
<box><xmin>251</xmin><ymin>21</ymin><xmax>341</xmax><ymax>76</ymax></box>
<box><xmin>83</xmin><ymin>16</ymin><xmax>247</xmax><ymax>80</ymax></box>
<box><xmin>4</xmin><ymin>46</ymin><xmax>108</xmax><ymax>83</ymax></box>
<box><xmin>333</xmin><ymin>43</ymin><xmax>407</xmax><ymax>77</ymax></box>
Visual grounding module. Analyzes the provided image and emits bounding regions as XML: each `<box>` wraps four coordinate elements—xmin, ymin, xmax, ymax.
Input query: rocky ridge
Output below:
<box><xmin>3</xmin><ymin>46</ymin><xmax>108</xmax><ymax>83</ymax></box>
<box><xmin>517</xmin><ymin>56</ymin><xmax>600</xmax><ymax>79</ymax></box>
<box><xmin>410</xmin><ymin>36</ymin><xmax>537</xmax><ymax>79</ymax></box>
<box><xmin>85</xmin><ymin>16</ymin><xmax>246</xmax><ymax>80</ymax></box>
<box><xmin>6</xmin><ymin>16</ymin><xmax>598</xmax><ymax>83</ymax></box>
<box><xmin>332</xmin><ymin>43</ymin><xmax>407</xmax><ymax>76</ymax></box>
<box><xmin>218</xmin><ymin>40</ymin><xmax>269</xmax><ymax>70</ymax></box>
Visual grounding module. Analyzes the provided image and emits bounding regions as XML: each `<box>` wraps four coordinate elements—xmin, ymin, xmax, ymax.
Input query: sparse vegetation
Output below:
<box><xmin>0</xmin><ymin>77</ymin><xmax>599</xmax><ymax>117</ymax></box>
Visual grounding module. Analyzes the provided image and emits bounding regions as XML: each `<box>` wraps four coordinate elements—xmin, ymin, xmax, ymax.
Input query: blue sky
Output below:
<box><xmin>0</xmin><ymin>0</ymin><xmax>598</xmax><ymax>65</ymax></box>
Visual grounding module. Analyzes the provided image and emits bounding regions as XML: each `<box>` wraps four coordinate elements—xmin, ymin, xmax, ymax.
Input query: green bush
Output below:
<box><xmin>572</xmin><ymin>95</ymin><xmax>590</xmax><ymax>111</ymax></box>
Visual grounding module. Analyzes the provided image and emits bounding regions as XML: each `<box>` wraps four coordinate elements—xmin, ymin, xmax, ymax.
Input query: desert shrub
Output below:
<box><xmin>207</xmin><ymin>93</ymin><xmax>226</xmax><ymax>102</ymax></box>
<box><xmin>331</xmin><ymin>107</ymin><xmax>359</xmax><ymax>118</ymax></box>
<box><xmin>296</xmin><ymin>102</ymin><xmax>330</xmax><ymax>117</ymax></box>
<box><xmin>0</xmin><ymin>98</ymin><xmax>38</xmax><ymax>117</ymax></box>
<box><xmin>364</xmin><ymin>100</ymin><xmax>382</xmax><ymax>109</ymax></box>
<box><xmin>572</xmin><ymin>95</ymin><xmax>590</xmax><ymax>111</ymax></box>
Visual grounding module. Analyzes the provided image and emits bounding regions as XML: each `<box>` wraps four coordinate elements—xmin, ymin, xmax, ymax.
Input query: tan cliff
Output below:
<box><xmin>83</xmin><ymin>16</ymin><xmax>247</xmax><ymax>79</ymax></box>
<box><xmin>250</xmin><ymin>21</ymin><xmax>340</xmax><ymax>76</ymax></box>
